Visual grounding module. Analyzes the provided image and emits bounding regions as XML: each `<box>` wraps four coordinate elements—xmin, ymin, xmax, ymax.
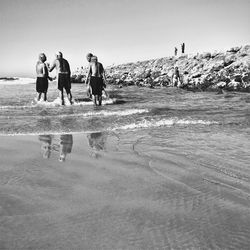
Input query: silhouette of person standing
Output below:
<box><xmin>181</xmin><ymin>43</ymin><xmax>185</xmax><ymax>54</ymax></box>
<box><xmin>174</xmin><ymin>47</ymin><xmax>178</xmax><ymax>56</ymax></box>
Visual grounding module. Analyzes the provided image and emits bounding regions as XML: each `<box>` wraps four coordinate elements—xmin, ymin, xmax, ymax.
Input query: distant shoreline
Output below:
<box><xmin>0</xmin><ymin>77</ymin><xmax>19</xmax><ymax>81</ymax></box>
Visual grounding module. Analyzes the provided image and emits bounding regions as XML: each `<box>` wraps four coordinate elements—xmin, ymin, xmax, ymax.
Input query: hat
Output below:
<box><xmin>86</xmin><ymin>53</ymin><xmax>93</xmax><ymax>58</ymax></box>
<box><xmin>56</xmin><ymin>51</ymin><xmax>63</xmax><ymax>57</ymax></box>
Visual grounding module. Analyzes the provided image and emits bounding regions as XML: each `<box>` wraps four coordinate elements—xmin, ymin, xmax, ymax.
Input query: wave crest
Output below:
<box><xmin>111</xmin><ymin>118</ymin><xmax>218</xmax><ymax>130</ymax></box>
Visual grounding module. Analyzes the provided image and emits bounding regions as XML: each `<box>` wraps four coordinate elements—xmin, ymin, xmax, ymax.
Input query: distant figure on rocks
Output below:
<box><xmin>36</xmin><ymin>53</ymin><xmax>53</xmax><ymax>102</ymax></box>
<box><xmin>174</xmin><ymin>47</ymin><xmax>178</xmax><ymax>56</ymax></box>
<box><xmin>181</xmin><ymin>43</ymin><xmax>185</xmax><ymax>54</ymax></box>
<box><xmin>172</xmin><ymin>66</ymin><xmax>182</xmax><ymax>87</ymax></box>
<box><xmin>85</xmin><ymin>53</ymin><xmax>107</xmax><ymax>106</ymax></box>
<box><xmin>49</xmin><ymin>52</ymin><xmax>73</xmax><ymax>105</ymax></box>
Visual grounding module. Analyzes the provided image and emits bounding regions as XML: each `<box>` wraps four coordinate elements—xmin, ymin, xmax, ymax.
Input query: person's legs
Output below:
<box><xmin>93</xmin><ymin>95</ymin><xmax>98</xmax><ymax>105</ymax></box>
<box><xmin>66</xmin><ymin>89</ymin><xmax>73</xmax><ymax>104</ymax></box>
<box><xmin>98</xmin><ymin>95</ymin><xmax>102</xmax><ymax>106</ymax></box>
<box><xmin>43</xmin><ymin>92</ymin><xmax>47</xmax><ymax>101</ymax></box>
<box><xmin>59</xmin><ymin>90</ymin><xmax>64</xmax><ymax>105</ymax></box>
<box><xmin>37</xmin><ymin>92</ymin><xmax>42</xmax><ymax>101</ymax></box>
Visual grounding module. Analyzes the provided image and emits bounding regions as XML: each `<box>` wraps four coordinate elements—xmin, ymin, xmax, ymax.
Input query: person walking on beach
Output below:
<box><xmin>172</xmin><ymin>66</ymin><xmax>182</xmax><ymax>87</ymax></box>
<box><xmin>85</xmin><ymin>53</ymin><xmax>107</xmax><ymax>106</ymax></box>
<box><xmin>174</xmin><ymin>47</ymin><xmax>178</xmax><ymax>56</ymax></box>
<box><xmin>181</xmin><ymin>43</ymin><xmax>185</xmax><ymax>54</ymax></box>
<box><xmin>49</xmin><ymin>52</ymin><xmax>73</xmax><ymax>105</ymax></box>
<box><xmin>36</xmin><ymin>53</ymin><xmax>53</xmax><ymax>102</ymax></box>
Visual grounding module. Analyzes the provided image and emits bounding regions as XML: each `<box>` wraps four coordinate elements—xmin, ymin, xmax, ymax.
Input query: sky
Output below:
<box><xmin>0</xmin><ymin>0</ymin><xmax>249</xmax><ymax>77</ymax></box>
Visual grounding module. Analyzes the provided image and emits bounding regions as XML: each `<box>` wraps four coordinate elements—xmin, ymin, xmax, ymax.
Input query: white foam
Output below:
<box><xmin>0</xmin><ymin>77</ymin><xmax>35</xmax><ymax>85</ymax></box>
<box><xmin>79</xmin><ymin>108</ymin><xmax>148</xmax><ymax>118</ymax></box>
<box><xmin>33</xmin><ymin>97</ymin><xmax>118</xmax><ymax>107</ymax></box>
<box><xmin>110</xmin><ymin>118</ymin><xmax>218</xmax><ymax>131</ymax></box>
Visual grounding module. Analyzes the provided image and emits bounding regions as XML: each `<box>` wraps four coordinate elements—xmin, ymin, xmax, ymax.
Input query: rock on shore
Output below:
<box><xmin>72</xmin><ymin>45</ymin><xmax>250</xmax><ymax>91</ymax></box>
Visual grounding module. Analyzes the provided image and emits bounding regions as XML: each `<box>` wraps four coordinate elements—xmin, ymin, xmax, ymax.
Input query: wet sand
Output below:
<box><xmin>0</xmin><ymin>133</ymin><xmax>250</xmax><ymax>250</ymax></box>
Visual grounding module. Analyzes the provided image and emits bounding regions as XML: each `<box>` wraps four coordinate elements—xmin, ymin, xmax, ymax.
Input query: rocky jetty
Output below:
<box><xmin>72</xmin><ymin>45</ymin><xmax>250</xmax><ymax>91</ymax></box>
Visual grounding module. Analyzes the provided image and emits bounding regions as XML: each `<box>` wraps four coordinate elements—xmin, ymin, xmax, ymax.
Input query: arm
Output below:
<box><xmin>102</xmin><ymin>70</ymin><xmax>107</xmax><ymax>88</ymax></box>
<box><xmin>49</xmin><ymin>60</ymin><xmax>57</xmax><ymax>72</ymax></box>
<box><xmin>67</xmin><ymin>61</ymin><xmax>71</xmax><ymax>76</ymax></box>
<box><xmin>100</xmin><ymin>63</ymin><xmax>107</xmax><ymax>87</ymax></box>
<box><xmin>85</xmin><ymin>65</ymin><xmax>91</xmax><ymax>85</ymax></box>
<box><xmin>42</xmin><ymin>63</ymin><xmax>47</xmax><ymax>77</ymax></box>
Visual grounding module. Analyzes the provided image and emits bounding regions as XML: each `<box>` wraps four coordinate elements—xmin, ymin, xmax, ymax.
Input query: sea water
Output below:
<box><xmin>1</xmin><ymin>78</ymin><xmax>250</xmax><ymax>249</ymax></box>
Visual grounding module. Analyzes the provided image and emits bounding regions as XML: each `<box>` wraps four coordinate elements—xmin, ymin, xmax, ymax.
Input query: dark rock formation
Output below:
<box><xmin>72</xmin><ymin>45</ymin><xmax>250</xmax><ymax>91</ymax></box>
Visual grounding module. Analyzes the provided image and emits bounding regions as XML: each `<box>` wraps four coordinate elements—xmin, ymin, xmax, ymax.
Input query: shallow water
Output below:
<box><xmin>0</xmin><ymin>81</ymin><xmax>250</xmax><ymax>249</ymax></box>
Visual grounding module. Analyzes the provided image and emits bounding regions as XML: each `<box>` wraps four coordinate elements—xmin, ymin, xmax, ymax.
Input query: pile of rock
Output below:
<box><xmin>71</xmin><ymin>67</ymin><xmax>87</xmax><ymax>83</ymax></box>
<box><xmin>72</xmin><ymin>45</ymin><xmax>250</xmax><ymax>91</ymax></box>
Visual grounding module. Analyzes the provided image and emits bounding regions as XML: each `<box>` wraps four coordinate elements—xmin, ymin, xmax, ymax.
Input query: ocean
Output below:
<box><xmin>1</xmin><ymin>78</ymin><xmax>250</xmax><ymax>249</ymax></box>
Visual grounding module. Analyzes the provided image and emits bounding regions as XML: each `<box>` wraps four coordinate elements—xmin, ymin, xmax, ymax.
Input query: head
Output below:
<box><xmin>39</xmin><ymin>53</ymin><xmax>46</xmax><ymax>63</ymax></box>
<box><xmin>175</xmin><ymin>66</ymin><xmax>178</xmax><ymax>70</ymax></box>
<box><xmin>91</xmin><ymin>56</ymin><xmax>98</xmax><ymax>63</ymax></box>
<box><xmin>56</xmin><ymin>51</ymin><xmax>63</xmax><ymax>59</ymax></box>
<box><xmin>86</xmin><ymin>53</ymin><xmax>93</xmax><ymax>62</ymax></box>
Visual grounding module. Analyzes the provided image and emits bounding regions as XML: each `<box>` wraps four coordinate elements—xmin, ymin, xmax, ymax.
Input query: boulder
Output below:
<box><xmin>227</xmin><ymin>46</ymin><xmax>241</xmax><ymax>53</ymax></box>
<box><xmin>227</xmin><ymin>80</ymin><xmax>240</xmax><ymax>90</ymax></box>
<box><xmin>201</xmin><ymin>52</ymin><xmax>212</xmax><ymax>59</ymax></box>
<box><xmin>212</xmin><ymin>60</ymin><xmax>225</xmax><ymax>71</ymax></box>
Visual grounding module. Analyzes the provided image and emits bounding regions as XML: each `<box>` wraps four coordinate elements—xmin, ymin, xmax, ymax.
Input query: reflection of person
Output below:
<box><xmin>59</xmin><ymin>134</ymin><xmax>73</xmax><ymax>162</ymax></box>
<box><xmin>49</xmin><ymin>52</ymin><xmax>73</xmax><ymax>105</ymax></box>
<box><xmin>85</xmin><ymin>54</ymin><xmax>107</xmax><ymax>106</ymax></box>
<box><xmin>87</xmin><ymin>132</ymin><xmax>107</xmax><ymax>158</ymax></box>
<box><xmin>38</xmin><ymin>134</ymin><xmax>52</xmax><ymax>159</ymax></box>
<box><xmin>36</xmin><ymin>53</ymin><xmax>53</xmax><ymax>101</ymax></box>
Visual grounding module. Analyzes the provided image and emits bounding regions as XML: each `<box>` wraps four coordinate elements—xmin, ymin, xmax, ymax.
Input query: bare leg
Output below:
<box><xmin>59</xmin><ymin>90</ymin><xmax>65</xmax><ymax>105</ymax></box>
<box><xmin>93</xmin><ymin>95</ymin><xmax>97</xmax><ymax>106</ymax></box>
<box><xmin>37</xmin><ymin>92</ymin><xmax>42</xmax><ymax>101</ymax></box>
<box><xmin>98</xmin><ymin>95</ymin><xmax>102</xmax><ymax>106</ymax></box>
<box><xmin>44</xmin><ymin>92</ymin><xmax>47</xmax><ymax>101</ymax></box>
<box><xmin>67</xmin><ymin>90</ymin><xmax>73</xmax><ymax>105</ymax></box>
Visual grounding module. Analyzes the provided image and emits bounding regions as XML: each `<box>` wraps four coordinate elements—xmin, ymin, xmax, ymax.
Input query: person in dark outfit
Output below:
<box><xmin>36</xmin><ymin>53</ymin><xmax>53</xmax><ymax>101</ymax></box>
<box><xmin>85</xmin><ymin>54</ymin><xmax>107</xmax><ymax>106</ymax></box>
<box><xmin>181</xmin><ymin>43</ymin><xmax>185</xmax><ymax>54</ymax></box>
<box><xmin>49</xmin><ymin>52</ymin><xmax>73</xmax><ymax>105</ymax></box>
<box><xmin>174</xmin><ymin>47</ymin><xmax>178</xmax><ymax>56</ymax></box>
<box><xmin>172</xmin><ymin>66</ymin><xmax>181</xmax><ymax>87</ymax></box>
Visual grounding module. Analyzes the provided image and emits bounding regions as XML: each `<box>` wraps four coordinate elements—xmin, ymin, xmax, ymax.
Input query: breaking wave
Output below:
<box><xmin>111</xmin><ymin>118</ymin><xmax>219</xmax><ymax>131</ymax></box>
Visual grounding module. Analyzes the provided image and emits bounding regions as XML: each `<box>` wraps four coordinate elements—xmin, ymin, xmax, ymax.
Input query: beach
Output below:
<box><xmin>0</xmin><ymin>81</ymin><xmax>250</xmax><ymax>249</ymax></box>
<box><xmin>1</xmin><ymin>129</ymin><xmax>250</xmax><ymax>250</ymax></box>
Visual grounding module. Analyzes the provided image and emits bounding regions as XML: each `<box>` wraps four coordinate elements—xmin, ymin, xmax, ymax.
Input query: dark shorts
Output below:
<box><xmin>36</xmin><ymin>77</ymin><xmax>48</xmax><ymax>93</ymax></box>
<box><xmin>58</xmin><ymin>74</ymin><xmax>71</xmax><ymax>92</ymax></box>
<box><xmin>90</xmin><ymin>76</ymin><xmax>103</xmax><ymax>96</ymax></box>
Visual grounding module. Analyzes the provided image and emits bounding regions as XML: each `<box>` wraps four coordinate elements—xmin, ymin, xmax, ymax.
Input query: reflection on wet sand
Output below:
<box><xmin>38</xmin><ymin>134</ymin><xmax>73</xmax><ymax>162</ymax></box>
<box><xmin>59</xmin><ymin>134</ymin><xmax>73</xmax><ymax>162</ymax></box>
<box><xmin>87</xmin><ymin>132</ymin><xmax>107</xmax><ymax>158</ymax></box>
<box><xmin>38</xmin><ymin>134</ymin><xmax>52</xmax><ymax>159</ymax></box>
